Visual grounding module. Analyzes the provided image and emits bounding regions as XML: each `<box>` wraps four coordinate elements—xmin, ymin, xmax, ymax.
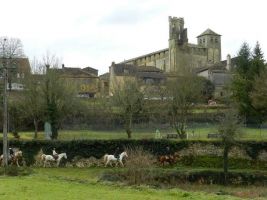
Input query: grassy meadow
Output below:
<box><xmin>1</xmin><ymin>167</ymin><xmax>263</xmax><ymax>200</ymax></box>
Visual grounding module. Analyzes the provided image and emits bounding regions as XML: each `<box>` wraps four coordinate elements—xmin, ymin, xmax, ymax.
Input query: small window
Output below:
<box><xmin>215</xmin><ymin>38</ymin><xmax>218</xmax><ymax>43</ymax></box>
<box><xmin>203</xmin><ymin>38</ymin><xmax>205</xmax><ymax>43</ymax></box>
<box><xmin>17</xmin><ymin>73</ymin><xmax>20</xmax><ymax>78</ymax></box>
<box><xmin>210</xmin><ymin>37</ymin><xmax>213</xmax><ymax>42</ymax></box>
<box><xmin>199</xmin><ymin>39</ymin><xmax>202</xmax><ymax>44</ymax></box>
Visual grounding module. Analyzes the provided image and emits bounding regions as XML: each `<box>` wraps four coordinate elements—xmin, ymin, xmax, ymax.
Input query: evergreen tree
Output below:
<box><xmin>250</xmin><ymin>42</ymin><xmax>267</xmax><ymax>123</ymax></box>
<box><xmin>250</xmin><ymin>41</ymin><xmax>265</xmax><ymax>77</ymax></box>
<box><xmin>231</xmin><ymin>42</ymin><xmax>265</xmax><ymax>124</ymax></box>
<box><xmin>251</xmin><ymin>71</ymin><xmax>267</xmax><ymax>123</ymax></box>
<box><xmin>235</xmin><ymin>42</ymin><xmax>251</xmax><ymax>76</ymax></box>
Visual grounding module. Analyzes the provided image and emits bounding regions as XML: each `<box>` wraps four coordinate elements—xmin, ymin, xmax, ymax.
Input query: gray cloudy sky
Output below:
<box><xmin>0</xmin><ymin>0</ymin><xmax>266</xmax><ymax>74</ymax></box>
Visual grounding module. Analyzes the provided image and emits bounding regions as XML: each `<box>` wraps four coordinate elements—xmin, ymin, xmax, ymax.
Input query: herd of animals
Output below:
<box><xmin>0</xmin><ymin>147</ymin><xmax>180</xmax><ymax>167</ymax></box>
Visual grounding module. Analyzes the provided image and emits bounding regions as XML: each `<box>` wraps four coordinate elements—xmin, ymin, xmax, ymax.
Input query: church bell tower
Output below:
<box><xmin>168</xmin><ymin>16</ymin><xmax>188</xmax><ymax>72</ymax></box>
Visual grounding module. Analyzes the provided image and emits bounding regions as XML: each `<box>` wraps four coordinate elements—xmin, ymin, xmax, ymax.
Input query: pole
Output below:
<box><xmin>2</xmin><ymin>38</ymin><xmax>8</xmax><ymax>168</ymax></box>
<box><xmin>2</xmin><ymin>66</ymin><xmax>8</xmax><ymax>167</ymax></box>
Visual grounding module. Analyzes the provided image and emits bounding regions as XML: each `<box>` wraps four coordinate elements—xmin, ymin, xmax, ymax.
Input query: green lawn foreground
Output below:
<box><xmin>0</xmin><ymin>168</ymin><xmax>240</xmax><ymax>200</ymax></box>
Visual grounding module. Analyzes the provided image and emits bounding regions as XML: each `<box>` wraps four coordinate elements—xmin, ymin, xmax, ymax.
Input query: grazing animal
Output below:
<box><xmin>41</xmin><ymin>152</ymin><xmax>67</xmax><ymax>167</ymax></box>
<box><xmin>103</xmin><ymin>151</ymin><xmax>128</xmax><ymax>167</ymax></box>
<box><xmin>0</xmin><ymin>150</ymin><xmax>23</xmax><ymax>167</ymax></box>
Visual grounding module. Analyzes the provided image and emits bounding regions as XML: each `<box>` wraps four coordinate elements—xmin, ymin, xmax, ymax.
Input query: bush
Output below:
<box><xmin>12</xmin><ymin>132</ymin><xmax>20</xmax><ymax>139</ymax></box>
<box><xmin>68</xmin><ymin>156</ymin><xmax>103</xmax><ymax>168</ymax></box>
<box><xmin>33</xmin><ymin>149</ymin><xmax>44</xmax><ymax>167</ymax></box>
<box><xmin>124</xmin><ymin>146</ymin><xmax>156</xmax><ymax>184</ymax></box>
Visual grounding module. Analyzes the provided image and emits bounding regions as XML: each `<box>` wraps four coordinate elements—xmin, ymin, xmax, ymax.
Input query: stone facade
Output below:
<box><xmin>120</xmin><ymin>16</ymin><xmax>222</xmax><ymax>73</ymax></box>
<box><xmin>109</xmin><ymin>62</ymin><xmax>166</xmax><ymax>96</ymax></box>
<box><xmin>0</xmin><ymin>57</ymin><xmax>31</xmax><ymax>91</ymax></box>
<box><xmin>55</xmin><ymin>65</ymin><xmax>99</xmax><ymax>98</ymax></box>
<box><xmin>105</xmin><ymin>16</ymin><xmax>238</xmax><ymax>98</ymax></box>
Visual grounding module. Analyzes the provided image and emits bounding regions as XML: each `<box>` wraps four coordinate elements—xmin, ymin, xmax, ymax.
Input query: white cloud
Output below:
<box><xmin>0</xmin><ymin>0</ymin><xmax>266</xmax><ymax>74</ymax></box>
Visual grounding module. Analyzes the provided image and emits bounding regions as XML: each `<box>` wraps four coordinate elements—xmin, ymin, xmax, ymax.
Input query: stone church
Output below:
<box><xmin>107</xmin><ymin>16</ymin><xmax>234</xmax><ymax>98</ymax></box>
<box><xmin>118</xmin><ymin>16</ymin><xmax>221</xmax><ymax>72</ymax></box>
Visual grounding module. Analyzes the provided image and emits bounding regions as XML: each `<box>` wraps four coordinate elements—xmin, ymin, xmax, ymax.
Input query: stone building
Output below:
<box><xmin>55</xmin><ymin>65</ymin><xmax>99</xmax><ymax>98</ymax></box>
<box><xmin>0</xmin><ymin>57</ymin><xmax>31</xmax><ymax>91</ymax></box>
<box><xmin>120</xmin><ymin>16</ymin><xmax>221</xmax><ymax>73</ymax></box>
<box><xmin>109</xmin><ymin>62</ymin><xmax>166</xmax><ymax>96</ymax></box>
<box><xmin>107</xmin><ymin>16</ymin><xmax>234</xmax><ymax>98</ymax></box>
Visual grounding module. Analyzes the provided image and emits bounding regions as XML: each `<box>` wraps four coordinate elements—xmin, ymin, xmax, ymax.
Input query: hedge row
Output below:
<box><xmin>180</xmin><ymin>155</ymin><xmax>267</xmax><ymax>170</ymax></box>
<box><xmin>0</xmin><ymin>140</ymin><xmax>267</xmax><ymax>166</ymax></box>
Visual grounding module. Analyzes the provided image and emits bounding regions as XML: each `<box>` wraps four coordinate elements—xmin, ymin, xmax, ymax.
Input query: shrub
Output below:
<box><xmin>12</xmin><ymin>132</ymin><xmax>20</xmax><ymax>139</ymax></box>
<box><xmin>33</xmin><ymin>149</ymin><xmax>44</xmax><ymax>167</ymax></box>
<box><xmin>124</xmin><ymin>146</ymin><xmax>156</xmax><ymax>185</ymax></box>
<box><xmin>69</xmin><ymin>156</ymin><xmax>103</xmax><ymax>168</ymax></box>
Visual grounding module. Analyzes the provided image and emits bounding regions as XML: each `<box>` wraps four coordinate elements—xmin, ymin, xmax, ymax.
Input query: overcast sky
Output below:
<box><xmin>0</xmin><ymin>0</ymin><xmax>266</xmax><ymax>74</ymax></box>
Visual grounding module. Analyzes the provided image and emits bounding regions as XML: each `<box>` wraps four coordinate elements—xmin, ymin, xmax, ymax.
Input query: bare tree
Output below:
<box><xmin>111</xmin><ymin>78</ymin><xmax>144</xmax><ymax>138</ymax></box>
<box><xmin>167</xmin><ymin>73</ymin><xmax>203</xmax><ymax>139</ymax></box>
<box><xmin>42</xmin><ymin>51</ymin><xmax>61</xmax><ymax>70</ymax></box>
<box><xmin>217</xmin><ymin>108</ymin><xmax>242</xmax><ymax>185</ymax></box>
<box><xmin>40</xmin><ymin>53</ymin><xmax>78</xmax><ymax>139</ymax></box>
<box><xmin>22</xmin><ymin>73</ymin><xmax>45</xmax><ymax>139</ymax></box>
<box><xmin>0</xmin><ymin>37</ymin><xmax>24</xmax><ymax>168</ymax></box>
<box><xmin>18</xmin><ymin>57</ymin><xmax>46</xmax><ymax>139</ymax></box>
<box><xmin>0</xmin><ymin>37</ymin><xmax>24</xmax><ymax>58</ymax></box>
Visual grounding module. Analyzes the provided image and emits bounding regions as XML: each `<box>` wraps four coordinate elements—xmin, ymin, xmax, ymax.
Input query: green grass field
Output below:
<box><xmin>0</xmin><ymin>168</ymin><xmax>253</xmax><ymax>200</ymax></box>
<box><xmin>2</xmin><ymin>126</ymin><xmax>267</xmax><ymax>140</ymax></box>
